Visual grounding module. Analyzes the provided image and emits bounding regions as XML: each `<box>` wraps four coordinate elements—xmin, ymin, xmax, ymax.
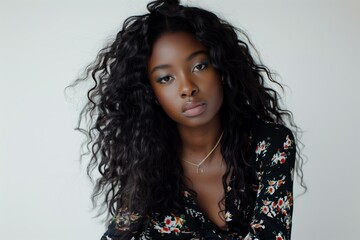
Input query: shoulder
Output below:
<box><xmin>250</xmin><ymin>119</ymin><xmax>294</xmax><ymax>142</ymax></box>
<box><xmin>250</xmin><ymin>119</ymin><xmax>296</xmax><ymax>170</ymax></box>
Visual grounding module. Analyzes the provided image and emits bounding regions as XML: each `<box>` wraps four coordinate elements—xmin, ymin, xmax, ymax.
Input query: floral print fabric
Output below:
<box><xmin>101</xmin><ymin>121</ymin><xmax>296</xmax><ymax>240</ymax></box>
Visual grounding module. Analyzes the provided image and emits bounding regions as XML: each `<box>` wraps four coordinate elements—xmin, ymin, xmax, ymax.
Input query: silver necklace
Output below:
<box><xmin>182</xmin><ymin>131</ymin><xmax>224</xmax><ymax>174</ymax></box>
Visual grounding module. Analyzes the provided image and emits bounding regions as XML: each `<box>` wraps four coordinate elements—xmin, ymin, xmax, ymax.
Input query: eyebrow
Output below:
<box><xmin>150</xmin><ymin>50</ymin><xmax>209</xmax><ymax>74</ymax></box>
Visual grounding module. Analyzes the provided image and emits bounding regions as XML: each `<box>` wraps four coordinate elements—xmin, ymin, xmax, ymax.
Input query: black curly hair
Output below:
<box><xmin>66</xmin><ymin>0</ymin><xmax>305</xmax><ymax>236</ymax></box>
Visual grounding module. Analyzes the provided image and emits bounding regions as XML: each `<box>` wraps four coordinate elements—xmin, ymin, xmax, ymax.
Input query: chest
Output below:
<box><xmin>182</xmin><ymin>163</ymin><xmax>232</xmax><ymax>230</ymax></box>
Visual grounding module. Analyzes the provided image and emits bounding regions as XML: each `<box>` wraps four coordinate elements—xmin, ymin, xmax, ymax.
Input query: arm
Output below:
<box><xmin>249</xmin><ymin>127</ymin><xmax>296</xmax><ymax>240</ymax></box>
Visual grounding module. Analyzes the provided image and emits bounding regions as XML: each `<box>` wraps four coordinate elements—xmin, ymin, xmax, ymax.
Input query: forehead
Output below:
<box><xmin>148</xmin><ymin>32</ymin><xmax>207</xmax><ymax>65</ymax></box>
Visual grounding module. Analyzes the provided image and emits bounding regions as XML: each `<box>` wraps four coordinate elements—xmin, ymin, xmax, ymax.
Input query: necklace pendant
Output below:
<box><xmin>183</xmin><ymin>131</ymin><xmax>224</xmax><ymax>175</ymax></box>
<box><xmin>197</xmin><ymin>166</ymin><xmax>204</xmax><ymax>174</ymax></box>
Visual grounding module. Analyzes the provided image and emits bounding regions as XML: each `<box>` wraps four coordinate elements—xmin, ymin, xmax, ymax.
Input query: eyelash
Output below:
<box><xmin>155</xmin><ymin>61</ymin><xmax>209</xmax><ymax>84</ymax></box>
<box><xmin>156</xmin><ymin>75</ymin><xmax>174</xmax><ymax>84</ymax></box>
<box><xmin>193</xmin><ymin>61</ymin><xmax>209</xmax><ymax>72</ymax></box>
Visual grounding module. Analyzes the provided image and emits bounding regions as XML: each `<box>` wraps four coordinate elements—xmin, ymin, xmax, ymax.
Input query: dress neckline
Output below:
<box><xmin>181</xmin><ymin>165</ymin><xmax>235</xmax><ymax>232</ymax></box>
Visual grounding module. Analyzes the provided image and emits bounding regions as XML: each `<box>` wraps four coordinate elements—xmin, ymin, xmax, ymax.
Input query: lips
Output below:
<box><xmin>182</xmin><ymin>101</ymin><xmax>207</xmax><ymax>117</ymax></box>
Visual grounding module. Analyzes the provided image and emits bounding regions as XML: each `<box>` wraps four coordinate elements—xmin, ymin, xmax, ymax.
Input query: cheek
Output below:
<box><xmin>153</xmin><ymin>88</ymin><xmax>180</xmax><ymax>118</ymax></box>
<box><xmin>213</xmin><ymin>85</ymin><xmax>224</xmax><ymax>107</ymax></box>
<box><xmin>208</xmin><ymin>81</ymin><xmax>224</xmax><ymax>113</ymax></box>
<box><xmin>154</xmin><ymin>87</ymin><xmax>174</xmax><ymax>106</ymax></box>
<box><xmin>206</xmin><ymin>76</ymin><xmax>223</xmax><ymax>102</ymax></box>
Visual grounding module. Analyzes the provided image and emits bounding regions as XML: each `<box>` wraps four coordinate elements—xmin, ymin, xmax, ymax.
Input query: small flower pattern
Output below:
<box><xmin>101</xmin><ymin>122</ymin><xmax>296</xmax><ymax>240</ymax></box>
<box><xmin>152</xmin><ymin>214</ymin><xmax>186</xmax><ymax>235</ymax></box>
<box><xmin>111</xmin><ymin>208</ymin><xmax>141</xmax><ymax>231</ymax></box>
<box><xmin>224</xmin><ymin>211</ymin><xmax>233</xmax><ymax>222</ymax></box>
<box><xmin>275</xmin><ymin>232</ymin><xmax>286</xmax><ymax>240</ymax></box>
<box><xmin>255</xmin><ymin>140</ymin><xmax>271</xmax><ymax>159</ymax></box>
<box><xmin>271</xmin><ymin>150</ymin><xmax>287</xmax><ymax>166</ymax></box>
<box><xmin>265</xmin><ymin>175</ymin><xmax>286</xmax><ymax>195</ymax></box>
<box><xmin>283</xmin><ymin>135</ymin><xmax>292</xmax><ymax>150</ymax></box>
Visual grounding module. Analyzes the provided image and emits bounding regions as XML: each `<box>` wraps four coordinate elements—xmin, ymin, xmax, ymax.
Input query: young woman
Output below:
<box><xmin>71</xmin><ymin>0</ymin><xmax>304</xmax><ymax>239</ymax></box>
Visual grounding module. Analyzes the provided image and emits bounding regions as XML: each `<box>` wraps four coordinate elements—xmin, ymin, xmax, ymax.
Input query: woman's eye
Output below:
<box><xmin>156</xmin><ymin>75</ymin><xmax>173</xmax><ymax>84</ymax></box>
<box><xmin>193</xmin><ymin>61</ymin><xmax>209</xmax><ymax>72</ymax></box>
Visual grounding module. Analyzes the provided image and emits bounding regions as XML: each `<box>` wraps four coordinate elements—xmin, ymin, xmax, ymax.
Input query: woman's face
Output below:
<box><xmin>147</xmin><ymin>32</ymin><xmax>223</xmax><ymax>129</ymax></box>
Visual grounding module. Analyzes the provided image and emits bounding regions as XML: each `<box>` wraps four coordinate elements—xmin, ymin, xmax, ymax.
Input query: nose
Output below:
<box><xmin>180</xmin><ymin>75</ymin><xmax>199</xmax><ymax>98</ymax></box>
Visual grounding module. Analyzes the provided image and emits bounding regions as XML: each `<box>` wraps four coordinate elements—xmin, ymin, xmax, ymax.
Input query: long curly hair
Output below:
<box><xmin>67</xmin><ymin>0</ymin><xmax>305</xmax><ymax>235</ymax></box>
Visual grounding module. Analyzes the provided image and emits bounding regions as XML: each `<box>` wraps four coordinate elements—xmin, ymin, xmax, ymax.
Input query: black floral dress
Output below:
<box><xmin>101</xmin><ymin>121</ymin><xmax>296</xmax><ymax>240</ymax></box>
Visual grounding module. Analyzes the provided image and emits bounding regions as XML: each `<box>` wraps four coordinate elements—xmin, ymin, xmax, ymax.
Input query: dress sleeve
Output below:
<box><xmin>249</xmin><ymin>126</ymin><xmax>296</xmax><ymax>240</ymax></box>
<box><xmin>101</xmin><ymin>208</ymin><xmax>150</xmax><ymax>240</ymax></box>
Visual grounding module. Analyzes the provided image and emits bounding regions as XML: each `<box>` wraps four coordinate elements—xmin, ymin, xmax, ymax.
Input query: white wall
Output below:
<box><xmin>1</xmin><ymin>0</ymin><xmax>359</xmax><ymax>239</ymax></box>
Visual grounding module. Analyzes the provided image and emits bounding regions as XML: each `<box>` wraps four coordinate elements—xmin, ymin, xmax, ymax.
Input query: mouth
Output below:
<box><xmin>182</xmin><ymin>101</ymin><xmax>207</xmax><ymax>117</ymax></box>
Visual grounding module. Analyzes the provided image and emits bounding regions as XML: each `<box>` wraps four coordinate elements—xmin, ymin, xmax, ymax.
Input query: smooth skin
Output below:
<box><xmin>148</xmin><ymin>32</ymin><xmax>231</xmax><ymax>230</ymax></box>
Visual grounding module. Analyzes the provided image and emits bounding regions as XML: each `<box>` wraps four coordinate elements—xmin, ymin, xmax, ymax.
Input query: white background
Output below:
<box><xmin>1</xmin><ymin>0</ymin><xmax>359</xmax><ymax>239</ymax></box>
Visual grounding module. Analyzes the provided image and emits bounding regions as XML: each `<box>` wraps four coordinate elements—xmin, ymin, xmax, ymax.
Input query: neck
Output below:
<box><xmin>178</xmin><ymin>115</ymin><xmax>222</xmax><ymax>162</ymax></box>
